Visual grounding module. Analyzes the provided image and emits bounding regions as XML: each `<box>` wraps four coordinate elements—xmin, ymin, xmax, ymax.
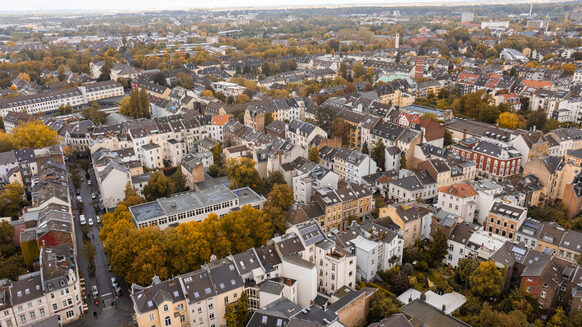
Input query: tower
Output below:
<box><xmin>395</xmin><ymin>33</ymin><xmax>400</xmax><ymax>49</ymax></box>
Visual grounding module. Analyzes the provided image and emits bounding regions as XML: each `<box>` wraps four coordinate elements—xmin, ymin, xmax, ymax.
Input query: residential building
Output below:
<box><xmin>484</xmin><ymin>201</ymin><xmax>527</xmax><ymax>241</ymax></box>
<box><xmin>436</xmin><ymin>183</ymin><xmax>478</xmax><ymax>224</ymax></box>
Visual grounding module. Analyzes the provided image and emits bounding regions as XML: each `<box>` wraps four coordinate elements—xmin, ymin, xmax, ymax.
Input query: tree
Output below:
<box><xmin>263</xmin><ymin>172</ymin><xmax>286</xmax><ymax>194</ymax></box>
<box><xmin>497</xmin><ymin>112</ymin><xmax>518</xmax><ymax>130</ymax></box>
<box><xmin>211</xmin><ymin>144</ymin><xmax>223</xmax><ymax>166</ymax></box>
<box><xmin>267</xmin><ymin>184</ymin><xmax>294</xmax><ymax>211</ymax></box>
<box><xmin>367</xmin><ymin>291</ymin><xmax>400</xmax><ymax>324</ymax></box>
<box><xmin>308</xmin><ymin>146</ymin><xmax>320</xmax><ymax>164</ymax></box>
<box><xmin>371</xmin><ymin>139</ymin><xmax>386</xmax><ymax>170</ymax></box>
<box><xmin>236</xmin><ymin>291</ymin><xmax>250</xmax><ymax>327</ymax></box>
<box><xmin>175</xmin><ymin>72</ymin><xmax>192</xmax><ymax>89</ymax></box>
<box><xmin>331</xmin><ymin>118</ymin><xmax>351</xmax><ymax>146</ymax></box>
<box><xmin>526</xmin><ymin>110</ymin><xmax>547</xmax><ymax>131</ymax></box>
<box><xmin>469</xmin><ymin>260</ymin><xmax>504</xmax><ymax>300</ymax></box>
<box><xmin>237</xmin><ymin>94</ymin><xmax>250</xmax><ymax>103</ymax></box>
<box><xmin>0</xmin><ymin>183</ymin><xmax>25</xmax><ymax>218</ymax></box>
<box><xmin>391</xmin><ymin>272</ymin><xmax>410</xmax><ymax>294</ymax></box>
<box><xmin>455</xmin><ymin>257</ymin><xmax>480</xmax><ymax>289</ymax></box>
<box><xmin>82</xmin><ymin>101</ymin><xmax>107</xmax><ymax>125</ymax></box>
<box><xmin>0</xmin><ymin>132</ymin><xmax>14</xmax><ymax>152</ymax></box>
<box><xmin>57</xmin><ymin>64</ymin><xmax>68</xmax><ymax>81</ymax></box>
<box><xmin>11</xmin><ymin>121</ymin><xmax>59</xmax><ymax>149</ymax></box>
<box><xmin>400</xmin><ymin>155</ymin><xmax>407</xmax><ymax>170</ymax></box>
<box><xmin>143</xmin><ymin>172</ymin><xmax>173</xmax><ymax>201</ymax></box>
<box><xmin>352</xmin><ymin>61</ymin><xmax>366</xmax><ymax>80</ymax></box>
<box><xmin>63</xmin><ymin>146</ymin><xmax>74</xmax><ymax>160</ymax></box>
<box><xmin>225</xmin><ymin>158</ymin><xmax>263</xmax><ymax>192</ymax></box>
<box><xmin>152</xmin><ymin>72</ymin><xmax>168</xmax><ymax>86</ymax></box>
<box><xmin>119</xmin><ymin>87</ymin><xmax>151</xmax><ymax>119</ymax></box>
<box><xmin>201</xmin><ymin>89</ymin><xmax>214</xmax><ymax>97</ymax></box>
<box><xmin>427</xmin><ymin>228</ymin><xmax>448</xmax><ymax>268</ymax></box>
<box><xmin>264</xmin><ymin>113</ymin><xmax>273</xmax><ymax>128</ymax></box>
<box><xmin>315</xmin><ymin>106</ymin><xmax>335</xmax><ymax>134</ymax></box>
<box><xmin>362</xmin><ymin>141</ymin><xmax>369</xmax><ymax>155</ymax></box>
<box><xmin>546</xmin><ymin>307</ymin><xmax>567</xmax><ymax>327</ymax></box>
<box><xmin>225</xmin><ymin>306</ymin><xmax>237</xmax><ymax>327</ymax></box>
<box><xmin>58</xmin><ymin>103</ymin><xmax>73</xmax><ymax>115</ymax></box>
<box><xmin>171</xmin><ymin>169</ymin><xmax>188</xmax><ymax>193</ymax></box>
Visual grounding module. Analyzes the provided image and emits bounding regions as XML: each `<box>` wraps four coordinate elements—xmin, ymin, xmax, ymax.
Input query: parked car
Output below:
<box><xmin>111</xmin><ymin>277</ymin><xmax>119</xmax><ymax>288</ymax></box>
<box><xmin>114</xmin><ymin>286</ymin><xmax>122</xmax><ymax>297</ymax></box>
<box><xmin>80</xmin><ymin>215</ymin><xmax>86</xmax><ymax>225</ymax></box>
<box><xmin>91</xmin><ymin>193</ymin><xmax>97</xmax><ymax>199</ymax></box>
<box><xmin>96</xmin><ymin>215</ymin><xmax>101</xmax><ymax>223</ymax></box>
<box><xmin>91</xmin><ymin>285</ymin><xmax>98</xmax><ymax>298</ymax></box>
<box><xmin>87</xmin><ymin>180</ymin><xmax>91</xmax><ymax>185</ymax></box>
<box><xmin>76</xmin><ymin>195</ymin><xmax>82</xmax><ymax>202</ymax></box>
<box><xmin>88</xmin><ymin>218</ymin><xmax>93</xmax><ymax>225</ymax></box>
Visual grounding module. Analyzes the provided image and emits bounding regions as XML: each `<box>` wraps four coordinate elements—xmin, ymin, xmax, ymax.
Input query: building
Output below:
<box><xmin>436</xmin><ymin>183</ymin><xmax>478</xmax><ymax>224</ymax></box>
<box><xmin>484</xmin><ymin>201</ymin><xmax>527</xmax><ymax>241</ymax></box>
<box><xmin>380</xmin><ymin>203</ymin><xmax>432</xmax><ymax>247</ymax></box>
<box><xmin>452</xmin><ymin>139</ymin><xmax>521</xmax><ymax>180</ymax></box>
<box><xmin>131</xmin><ymin>277</ymin><xmax>188</xmax><ymax>327</ymax></box>
<box><xmin>129</xmin><ymin>184</ymin><xmax>266</xmax><ymax>229</ymax></box>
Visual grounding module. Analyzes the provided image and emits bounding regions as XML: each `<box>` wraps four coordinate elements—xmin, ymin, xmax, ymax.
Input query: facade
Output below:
<box><xmin>436</xmin><ymin>183</ymin><xmax>478</xmax><ymax>224</ymax></box>
<box><xmin>484</xmin><ymin>201</ymin><xmax>527</xmax><ymax>241</ymax></box>
<box><xmin>452</xmin><ymin>139</ymin><xmax>521</xmax><ymax>180</ymax></box>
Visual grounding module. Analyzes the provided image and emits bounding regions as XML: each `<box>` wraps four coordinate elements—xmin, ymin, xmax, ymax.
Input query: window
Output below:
<box><xmin>541</xmin><ymin>291</ymin><xmax>546</xmax><ymax>299</ymax></box>
<box><xmin>52</xmin><ymin>304</ymin><xmax>58</xmax><ymax>311</ymax></box>
<box><xmin>208</xmin><ymin>303</ymin><xmax>213</xmax><ymax>310</ymax></box>
<box><xmin>209</xmin><ymin>313</ymin><xmax>215</xmax><ymax>320</ymax></box>
<box><xmin>163</xmin><ymin>304</ymin><xmax>169</xmax><ymax>312</ymax></box>
<box><xmin>39</xmin><ymin>308</ymin><xmax>45</xmax><ymax>316</ymax></box>
<box><xmin>165</xmin><ymin>316</ymin><xmax>171</xmax><ymax>326</ymax></box>
<box><xmin>66</xmin><ymin>310</ymin><xmax>74</xmax><ymax>318</ymax></box>
<box><xmin>224</xmin><ymin>296</ymin><xmax>228</xmax><ymax>304</ymax></box>
<box><xmin>150</xmin><ymin>313</ymin><xmax>155</xmax><ymax>321</ymax></box>
<box><xmin>198</xmin><ymin>307</ymin><xmax>202</xmax><ymax>314</ymax></box>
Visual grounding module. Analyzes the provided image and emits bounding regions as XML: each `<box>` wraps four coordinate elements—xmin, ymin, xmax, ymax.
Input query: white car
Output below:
<box><xmin>91</xmin><ymin>285</ymin><xmax>99</xmax><ymax>298</ymax></box>
<box><xmin>96</xmin><ymin>216</ymin><xmax>101</xmax><ymax>223</ymax></box>
<box><xmin>87</xmin><ymin>180</ymin><xmax>91</xmax><ymax>185</ymax></box>
<box><xmin>79</xmin><ymin>214</ymin><xmax>86</xmax><ymax>225</ymax></box>
<box><xmin>88</xmin><ymin>218</ymin><xmax>93</xmax><ymax>225</ymax></box>
<box><xmin>111</xmin><ymin>277</ymin><xmax>119</xmax><ymax>288</ymax></box>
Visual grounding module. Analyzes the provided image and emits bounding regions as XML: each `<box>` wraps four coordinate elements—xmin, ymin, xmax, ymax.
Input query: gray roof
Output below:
<box><xmin>207</xmin><ymin>258</ymin><xmax>244</xmax><ymax>294</ymax></box>
<box><xmin>400</xmin><ymin>299</ymin><xmax>471</xmax><ymax>327</ymax></box>
<box><xmin>369</xmin><ymin>314</ymin><xmax>413</xmax><ymax>327</ymax></box>
<box><xmin>10</xmin><ymin>272</ymin><xmax>44</xmax><ymax>306</ymax></box>
<box><xmin>131</xmin><ymin>278</ymin><xmax>184</xmax><ymax>314</ymax></box>
<box><xmin>327</xmin><ymin>289</ymin><xmax>364</xmax><ymax>313</ymax></box>
<box><xmin>180</xmin><ymin>269</ymin><xmax>216</xmax><ymax>304</ymax></box>
<box><xmin>232</xmin><ymin>248</ymin><xmax>263</xmax><ymax>275</ymax></box>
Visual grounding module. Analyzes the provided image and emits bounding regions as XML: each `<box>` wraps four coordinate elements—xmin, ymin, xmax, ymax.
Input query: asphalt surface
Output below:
<box><xmin>66</xmin><ymin>165</ymin><xmax>135</xmax><ymax>327</ymax></box>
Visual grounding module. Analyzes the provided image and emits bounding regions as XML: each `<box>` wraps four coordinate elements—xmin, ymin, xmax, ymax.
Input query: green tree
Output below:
<box><xmin>82</xmin><ymin>101</ymin><xmax>106</xmax><ymax>125</ymax></box>
<box><xmin>143</xmin><ymin>172</ymin><xmax>173</xmax><ymax>201</ymax></box>
<box><xmin>171</xmin><ymin>169</ymin><xmax>188</xmax><ymax>193</ymax></box>
<box><xmin>225</xmin><ymin>306</ymin><xmax>237</xmax><ymax>327</ymax></box>
<box><xmin>427</xmin><ymin>228</ymin><xmax>448</xmax><ymax>268</ymax></box>
<box><xmin>547</xmin><ymin>307</ymin><xmax>567</xmax><ymax>327</ymax></box>
<box><xmin>526</xmin><ymin>110</ymin><xmax>547</xmax><ymax>131</ymax></box>
<box><xmin>264</xmin><ymin>112</ymin><xmax>273</xmax><ymax>128</ymax></box>
<box><xmin>362</xmin><ymin>141</ymin><xmax>369</xmax><ymax>155</ymax></box>
<box><xmin>263</xmin><ymin>172</ymin><xmax>286</xmax><ymax>194</ymax></box>
<box><xmin>444</xmin><ymin>129</ymin><xmax>453</xmax><ymax>146</ymax></box>
<box><xmin>225</xmin><ymin>158</ymin><xmax>263</xmax><ymax>192</ymax></box>
<box><xmin>308</xmin><ymin>146</ymin><xmax>320</xmax><ymax>164</ymax></box>
<box><xmin>315</xmin><ymin>106</ymin><xmax>336</xmax><ymax>135</ymax></box>
<box><xmin>236</xmin><ymin>291</ymin><xmax>250</xmax><ymax>327</ymax></box>
<box><xmin>58</xmin><ymin>103</ymin><xmax>73</xmax><ymax>115</ymax></box>
<box><xmin>119</xmin><ymin>87</ymin><xmax>151</xmax><ymax>119</ymax></box>
<box><xmin>371</xmin><ymin>139</ymin><xmax>385</xmax><ymax>169</ymax></box>
<box><xmin>469</xmin><ymin>260</ymin><xmax>504</xmax><ymax>300</ymax></box>
<box><xmin>367</xmin><ymin>291</ymin><xmax>400</xmax><ymax>324</ymax></box>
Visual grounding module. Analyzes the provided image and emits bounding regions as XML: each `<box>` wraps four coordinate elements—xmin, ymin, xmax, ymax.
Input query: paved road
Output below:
<box><xmin>66</xmin><ymin>165</ymin><xmax>135</xmax><ymax>327</ymax></box>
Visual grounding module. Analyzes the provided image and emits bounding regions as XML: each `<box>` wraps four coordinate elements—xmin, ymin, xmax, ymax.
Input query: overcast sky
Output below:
<box><xmin>7</xmin><ymin>0</ymin><xmax>503</xmax><ymax>12</ymax></box>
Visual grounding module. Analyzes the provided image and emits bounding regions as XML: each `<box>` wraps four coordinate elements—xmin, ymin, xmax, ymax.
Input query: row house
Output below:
<box><xmin>318</xmin><ymin>147</ymin><xmax>377</xmax><ymax>185</ymax></box>
<box><xmin>452</xmin><ymin>139</ymin><xmax>521</xmax><ymax>180</ymax></box>
<box><xmin>387</xmin><ymin>169</ymin><xmax>437</xmax><ymax>202</ymax></box>
<box><xmin>484</xmin><ymin>200</ymin><xmax>527</xmax><ymax>242</ymax></box>
<box><xmin>509</xmin><ymin>131</ymin><xmax>550</xmax><ymax>168</ymax></box>
<box><xmin>285</xmin><ymin>119</ymin><xmax>327</xmax><ymax>155</ymax></box>
<box><xmin>292</xmin><ymin>163</ymin><xmax>339</xmax><ymax>205</ymax></box>
<box><xmin>312</xmin><ymin>183</ymin><xmax>374</xmax><ymax>233</ymax></box>
<box><xmin>417</xmin><ymin>157</ymin><xmax>477</xmax><ymax>189</ymax></box>
<box><xmin>379</xmin><ymin>202</ymin><xmax>433</xmax><ymax>247</ymax></box>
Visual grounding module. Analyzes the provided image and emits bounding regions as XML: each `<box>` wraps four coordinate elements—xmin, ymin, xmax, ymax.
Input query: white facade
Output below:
<box><xmin>436</xmin><ymin>189</ymin><xmax>478</xmax><ymax>224</ymax></box>
<box><xmin>280</xmin><ymin>257</ymin><xmax>317</xmax><ymax>308</ymax></box>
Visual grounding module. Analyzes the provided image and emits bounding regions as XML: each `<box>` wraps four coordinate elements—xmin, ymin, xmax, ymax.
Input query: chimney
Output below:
<box><xmin>287</xmin><ymin>279</ymin><xmax>291</xmax><ymax>286</ymax></box>
<box><xmin>442</xmin><ymin>304</ymin><xmax>447</xmax><ymax>312</ymax></box>
<box><xmin>419</xmin><ymin>292</ymin><xmax>426</xmax><ymax>301</ymax></box>
<box><xmin>463</xmin><ymin>128</ymin><xmax>467</xmax><ymax>140</ymax></box>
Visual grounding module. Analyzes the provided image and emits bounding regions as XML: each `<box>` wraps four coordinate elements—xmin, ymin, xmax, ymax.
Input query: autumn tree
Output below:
<box><xmin>331</xmin><ymin>118</ymin><xmax>351</xmax><ymax>146</ymax></box>
<box><xmin>171</xmin><ymin>169</ymin><xmax>188</xmax><ymax>193</ymax></box>
<box><xmin>143</xmin><ymin>172</ymin><xmax>173</xmax><ymax>201</ymax></box>
<box><xmin>225</xmin><ymin>158</ymin><xmax>263</xmax><ymax>192</ymax></box>
<box><xmin>264</xmin><ymin>112</ymin><xmax>273</xmax><ymax>127</ymax></box>
<box><xmin>469</xmin><ymin>260</ymin><xmax>504</xmax><ymax>300</ymax></box>
<box><xmin>58</xmin><ymin>103</ymin><xmax>73</xmax><ymax>115</ymax></box>
<box><xmin>0</xmin><ymin>132</ymin><xmax>14</xmax><ymax>152</ymax></box>
<box><xmin>236</xmin><ymin>291</ymin><xmax>250</xmax><ymax>326</ymax></box>
<box><xmin>263</xmin><ymin>172</ymin><xmax>286</xmax><ymax>195</ymax></box>
<box><xmin>352</xmin><ymin>61</ymin><xmax>366</xmax><ymax>80</ymax></box>
<box><xmin>119</xmin><ymin>87</ymin><xmax>151</xmax><ymax>119</ymax></box>
<box><xmin>0</xmin><ymin>183</ymin><xmax>25</xmax><ymax>218</ymax></box>
<box><xmin>10</xmin><ymin>121</ymin><xmax>59</xmax><ymax>149</ymax></box>
<box><xmin>496</xmin><ymin>112</ymin><xmax>518</xmax><ymax>130</ymax></box>
<box><xmin>267</xmin><ymin>184</ymin><xmax>294</xmax><ymax>211</ymax></box>
<box><xmin>237</xmin><ymin>94</ymin><xmax>250</xmax><ymax>103</ymax></box>
<box><xmin>308</xmin><ymin>146</ymin><xmax>320</xmax><ymax>164</ymax></box>
<box><xmin>201</xmin><ymin>89</ymin><xmax>214</xmax><ymax>97</ymax></box>
<box><xmin>211</xmin><ymin>144</ymin><xmax>223</xmax><ymax>166</ymax></box>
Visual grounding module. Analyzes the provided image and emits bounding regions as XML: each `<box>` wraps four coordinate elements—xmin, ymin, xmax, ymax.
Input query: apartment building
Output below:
<box><xmin>380</xmin><ymin>203</ymin><xmax>432</xmax><ymax>247</ymax></box>
<box><xmin>452</xmin><ymin>138</ymin><xmax>521</xmax><ymax>180</ymax></box>
<box><xmin>436</xmin><ymin>183</ymin><xmax>478</xmax><ymax>224</ymax></box>
<box><xmin>132</xmin><ymin>277</ymin><xmax>188</xmax><ymax>327</ymax></box>
<box><xmin>312</xmin><ymin>183</ymin><xmax>374</xmax><ymax>233</ymax></box>
<box><xmin>484</xmin><ymin>201</ymin><xmax>527</xmax><ymax>241</ymax></box>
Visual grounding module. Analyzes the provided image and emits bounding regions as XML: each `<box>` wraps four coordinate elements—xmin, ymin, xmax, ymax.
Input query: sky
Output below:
<box><xmin>6</xmin><ymin>0</ymin><xmax>511</xmax><ymax>12</ymax></box>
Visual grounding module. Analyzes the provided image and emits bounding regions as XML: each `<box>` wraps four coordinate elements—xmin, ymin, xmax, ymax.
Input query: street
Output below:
<box><xmin>66</xmin><ymin>165</ymin><xmax>135</xmax><ymax>327</ymax></box>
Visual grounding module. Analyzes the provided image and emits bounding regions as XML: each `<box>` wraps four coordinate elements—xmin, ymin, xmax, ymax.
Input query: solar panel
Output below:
<box><xmin>511</xmin><ymin>246</ymin><xmax>526</xmax><ymax>256</ymax></box>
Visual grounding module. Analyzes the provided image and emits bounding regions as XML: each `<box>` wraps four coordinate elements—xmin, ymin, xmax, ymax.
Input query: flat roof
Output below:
<box><xmin>129</xmin><ymin>201</ymin><xmax>166</xmax><ymax>222</ymax></box>
<box><xmin>158</xmin><ymin>184</ymin><xmax>237</xmax><ymax>217</ymax></box>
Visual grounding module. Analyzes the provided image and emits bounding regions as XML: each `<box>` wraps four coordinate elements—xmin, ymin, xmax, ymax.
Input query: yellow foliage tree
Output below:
<box><xmin>496</xmin><ymin>112</ymin><xmax>518</xmax><ymax>130</ymax></box>
<box><xmin>201</xmin><ymin>89</ymin><xmax>214</xmax><ymax>97</ymax></box>
<box><xmin>10</xmin><ymin>121</ymin><xmax>60</xmax><ymax>149</ymax></box>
